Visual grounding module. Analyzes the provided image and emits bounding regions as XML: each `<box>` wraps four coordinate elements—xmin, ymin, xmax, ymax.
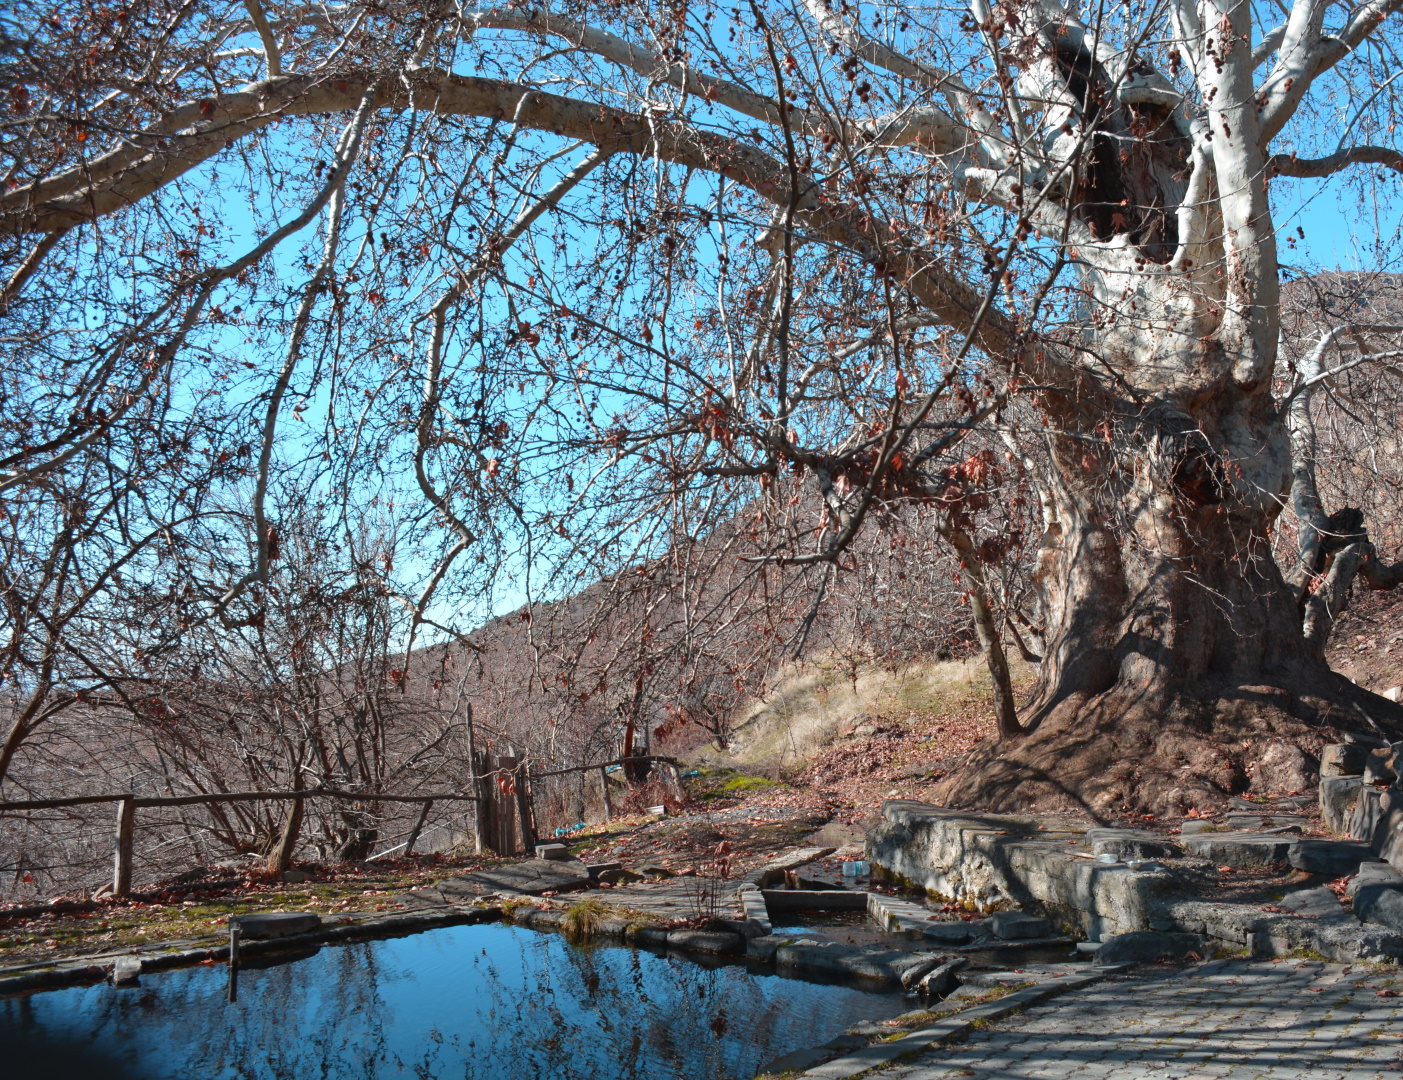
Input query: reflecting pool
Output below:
<box><xmin>0</xmin><ymin>922</ymin><xmax>905</xmax><ymax>1080</ymax></box>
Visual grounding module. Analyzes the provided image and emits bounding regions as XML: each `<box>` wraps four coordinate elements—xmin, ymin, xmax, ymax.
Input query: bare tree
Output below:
<box><xmin>4</xmin><ymin>0</ymin><xmax>1403</xmax><ymax>818</ymax></box>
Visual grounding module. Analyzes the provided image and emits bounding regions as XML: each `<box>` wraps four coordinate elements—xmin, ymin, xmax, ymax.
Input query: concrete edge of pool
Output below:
<box><xmin>0</xmin><ymin>877</ymin><xmax>1081</xmax><ymax>999</ymax></box>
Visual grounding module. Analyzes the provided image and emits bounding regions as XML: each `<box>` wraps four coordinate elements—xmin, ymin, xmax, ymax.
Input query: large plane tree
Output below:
<box><xmin>3</xmin><ymin>0</ymin><xmax>1403</xmax><ymax>812</ymax></box>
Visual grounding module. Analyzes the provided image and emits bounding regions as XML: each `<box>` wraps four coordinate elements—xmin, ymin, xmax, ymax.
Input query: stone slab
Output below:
<box><xmin>1182</xmin><ymin>831</ymin><xmax>1292</xmax><ymax>867</ymax></box>
<box><xmin>1277</xmin><ymin>886</ymin><xmax>1348</xmax><ymax>919</ymax></box>
<box><xmin>461</xmin><ymin>857</ymin><xmax>592</xmax><ymax>896</ymax></box>
<box><xmin>990</xmin><ymin>910</ymin><xmax>1051</xmax><ymax>940</ymax></box>
<box><xmin>231</xmin><ymin>912</ymin><xmax>322</xmax><ymax>940</ymax></box>
<box><xmin>1287</xmin><ymin>838</ymin><xmax>1372</xmax><ymax>876</ymax></box>
<box><xmin>762</xmin><ymin>888</ymin><xmax>868</xmax><ymax>911</ymax></box>
<box><xmin>1084</xmin><ymin>828</ymin><xmax>1181</xmax><ymax>860</ymax></box>
<box><xmin>534</xmin><ymin>843</ymin><xmax>570</xmax><ymax>860</ymax></box>
<box><xmin>744</xmin><ymin>846</ymin><xmax>837</xmax><ymax>886</ymax></box>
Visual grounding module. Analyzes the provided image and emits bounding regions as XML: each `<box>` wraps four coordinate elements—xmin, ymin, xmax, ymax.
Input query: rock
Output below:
<box><xmin>1321</xmin><ymin>744</ymin><xmax>1369</xmax><ymax>778</ymax></box>
<box><xmin>1094</xmin><ymin>931</ymin><xmax>1205</xmax><ymax>966</ymax></box>
<box><xmin>1351</xmin><ymin>862</ymin><xmax>1403</xmax><ymax>932</ymax></box>
<box><xmin>232</xmin><ymin>912</ymin><xmax>321</xmax><ymax>940</ymax></box>
<box><xmin>1277</xmin><ymin>887</ymin><xmax>1348</xmax><ymax>919</ymax></box>
<box><xmin>853</xmin><ymin>723</ymin><xmax>879</xmax><ymax>737</ymax></box>
<box><xmin>1383</xmin><ymin>686</ymin><xmax>1402</xmax><ymax>703</ymax></box>
<box><xmin>585</xmin><ymin>861</ymin><xmax>621</xmax><ymax>876</ymax></box>
<box><xmin>898</xmin><ymin>954</ymin><xmax>948</xmax><ymax>989</ymax></box>
<box><xmin>636</xmin><ymin>864</ymin><xmax>676</xmax><ymax>878</ymax></box>
<box><xmin>1364</xmin><ymin>750</ymin><xmax>1398</xmax><ymax>787</ymax></box>
<box><xmin>111</xmin><ymin>955</ymin><xmax>142</xmax><ymax>986</ymax></box>
<box><xmin>989</xmin><ymin>910</ymin><xmax>1051</xmax><ymax>940</ymax></box>
<box><xmin>282</xmin><ymin>869</ymin><xmax>311</xmax><ymax>884</ymax></box>
<box><xmin>665</xmin><ymin>929</ymin><xmax>744</xmax><ymax>955</ymax></box>
<box><xmin>1320</xmin><ymin>776</ymin><xmax>1364</xmax><ymax>835</ymax></box>
<box><xmin>1183</xmin><ymin>832</ymin><xmax>1293</xmax><ymax>868</ymax></box>
<box><xmin>1085</xmin><ymin>828</ymin><xmax>1182</xmax><ymax>860</ymax></box>
<box><xmin>914</xmin><ymin>957</ymin><xmax>968</xmax><ymax>997</ymax></box>
<box><xmin>1350</xmin><ymin>787</ymin><xmax>1390</xmax><ymax>844</ymax></box>
<box><xmin>1287</xmin><ymin>839</ymin><xmax>1373</xmax><ymax>877</ymax></box>
<box><xmin>1251</xmin><ymin>742</ymin><xmax>1316</xmax><ymax>794</ymax></box>
<box><xmin>1376</xmin><ymin>803</ymin><xmax>1403</xmax><ymax>869</ymax></box>
<box><xmin>1358</xmin><ymin>887</ymin><xmax>1403</xmax><ymax>933</ymax></box>
<box><xmin>1346</xmin><ymin>860</ymin><xmax>1403</xmax><ymax>898</ymax></box>
<box><xmin>534</xmin><ymin>843</ymin><xmax>570</xmax><ymax>860</ymax></box>
<box><xmin>1179</xmin><ymin>820</ymin><xmax>1219</xmax><ymax>835</ymax></box>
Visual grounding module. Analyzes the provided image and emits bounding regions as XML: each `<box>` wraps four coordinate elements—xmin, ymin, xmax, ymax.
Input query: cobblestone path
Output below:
<box><xmin>866</xmin><ymin>959</ymin><xmax>1403</xmax><ymax>1080</ymax></box>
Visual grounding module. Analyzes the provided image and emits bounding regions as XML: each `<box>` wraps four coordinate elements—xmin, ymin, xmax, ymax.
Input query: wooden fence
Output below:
<box><xmin>0</xmin><ymin>755</ymin><xmax>680</xmax><ymax>899</ymax></box>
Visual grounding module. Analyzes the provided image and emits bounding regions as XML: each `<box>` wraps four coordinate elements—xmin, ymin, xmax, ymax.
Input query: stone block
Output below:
<box><xmin>111</xmin><ymin>955</ymin><xmax>142</xmax><ymax>986</ymax></box>
<box><xmin>989</xmin><ymin>910</ymin><xmax>1051</xmax><ymax>940</ymax></box>
<box><xmin>534</xmin><ymin>843</ymin><xmax>570</xmax><ymax>860</ymax></box>
<box><xmin>1183</xmin><ymin>832</ymin><xmax>1292</xmax><ymax>868</ymax></box>
<box><xmin>232</xmin><ymin>912</ymin><xmax>322</xmax><ymax>940</ymax></box>
<box><xmin>282</xmin><ymin>869</ymin><xmax>312</xmax><ymax>884</ymax></box>
<box><xmin>1355</xmin><ymin>880</ymin><xmax>1403</xmax><ymax>933</ymax></box>
<box><xmin>1321</xmin><ymin>744</ymin><xmax>1369</xmax><ymax>778</ymax></box>
<box><xmin>1320</xmin><ymin>776</ymin><xmax>1364</xmax><ymax>835</ymax></box>
<box><xmin>1287</xmin><ymin>839</ymin><xmax>1373</xmax><ymax>877</ymax></box>
<box><xmin>1277</xmin><ymin>886</ymin><xmax>1347</xmax><ymax>919</ymax></box>
<box><xmin>1095</xmin><ymin>930</ymin><xmax>1205</xmax><ymax>966</ymax></box>
<box><xmin>1085</xmin><ymin>828</ymin><xmax>1181</xmax><ymax>860</ymax></box>
<box><xmin>1347</xmin><ymin>860</ymin><xmax>1403</xmax><ymax>898</ymax></box>
<box><xmin>914</xmin><ymin>957</ymin><xmax>967</xmax><ymax>997</ymax></box>
<box><xmin>1376</xmin><ymin>803</ymin><xmax>1403</xmax><ymax>870</ymax></box>
<box><xmin>921</xmin><ymin>920</ymin><xmax>986</xmax><ymax>945</ymax></box>
<box><xmin>1364</xmin><ymin>750</ymin><xmax>1398</xmax><ymax>787</ymax></box>
<box><xmin>585</xmin><ymin>860</ymin><xmax>621</xmax><ymax>876</ymax></box>
<box><xmin>1350</xmin><ymin>786</ymin><xmax>1389</xmax><ymax>844</ymax></box>
<box><xmin>665</xmin><ymin>929</ymin><xmax>744</xmax><ymax>955</ymax></box>
<box><xmin>1178</xmin><ymin>820</ymin><xmax>1218</xmax><ymax>835</ymax></box>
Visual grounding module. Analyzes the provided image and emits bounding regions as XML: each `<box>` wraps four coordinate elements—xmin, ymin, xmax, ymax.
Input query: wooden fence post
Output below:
<box><xmin>512</xmin><ymin>762</ymin><xmax>535</xmax><ymax>851</ymax></box>
<box><xmin>113</xmin><ymin>795</ymin><xmax>135</xmax><ymax>898</ymax></box>
<box><xmin>598</xmin><ymin>766</ymin><xmax>613</xmax><ymax>821</ymax></box>
<box><xmin>405</xmin><ymin>799</ymin><xmax>433</xmax><ymax>856</ymax></box>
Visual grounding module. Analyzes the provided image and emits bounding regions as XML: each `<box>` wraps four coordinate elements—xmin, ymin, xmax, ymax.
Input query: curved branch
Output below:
<box><xmin>4</xmin><ymin>70</ymin><xmax>1011</xmax><ymax>357</ymax></box>
<box><xmin>1270</xmin><ymin>144</ymin><xmax>1403</xmax><ymax>178</ymax></box>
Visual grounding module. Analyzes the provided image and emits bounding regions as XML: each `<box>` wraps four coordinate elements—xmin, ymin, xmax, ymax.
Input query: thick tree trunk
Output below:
<box><xmin>935</xmin><ymin>341</ymin><xmax>1403</xmax><ymax>817</ymax></box>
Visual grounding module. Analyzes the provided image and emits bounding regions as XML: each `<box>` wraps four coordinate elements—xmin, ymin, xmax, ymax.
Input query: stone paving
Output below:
<box><xmin>857</xmin><ymin>959</ymin><xmax>1403</xmax><ymax>1080</ymax></box>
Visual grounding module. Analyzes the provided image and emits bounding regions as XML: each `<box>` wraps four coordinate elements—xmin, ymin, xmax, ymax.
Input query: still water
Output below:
<box><xmin>0</xmin><ymin>922</ymin><xmax>904</xmax><ymax>1080</ymax></box>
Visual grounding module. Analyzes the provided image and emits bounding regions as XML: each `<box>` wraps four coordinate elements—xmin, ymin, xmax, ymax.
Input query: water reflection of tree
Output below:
<box><xmin>2</xmin><ymin>924</ymin><xmax>901</xmax><ymax>1080</ymax></box>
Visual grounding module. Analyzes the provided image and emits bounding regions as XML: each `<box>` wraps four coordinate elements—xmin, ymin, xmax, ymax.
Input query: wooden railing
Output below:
<box><xmin>0</xmin><ymin>755</ymin><xmax>682</xmax><ymax>899</ymax></box>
